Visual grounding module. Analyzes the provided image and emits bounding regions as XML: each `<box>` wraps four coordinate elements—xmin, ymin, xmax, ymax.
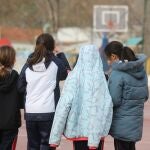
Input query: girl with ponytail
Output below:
<box><xmin>27</xmin><ymin>33</ymin><xmax>55</xmax><ymax>66</ymax></box>
<box><xmin>0</xmin><ymin>46</ymin><xmax>15</xmax><ymax>77</ymax></box>
<box><xmin>104</xmin><ymin>41</ymin><xmax>149</xmax><ymax>150</ymax></box>
<box><xmin>18</xmin><ymin>33</ymin><xmax>70</xmax><ymax>150</ymax></box>
<box><xmin>0</xmin><ymin>45</ymin><xmax>23</xmax><ymax>150</ymax></box>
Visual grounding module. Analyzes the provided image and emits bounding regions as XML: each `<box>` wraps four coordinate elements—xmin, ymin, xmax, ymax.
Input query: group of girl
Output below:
<box><xmin>0</xmin><ymin>33</ymin><xmax>148</xmax><ymax>150</ymax></box>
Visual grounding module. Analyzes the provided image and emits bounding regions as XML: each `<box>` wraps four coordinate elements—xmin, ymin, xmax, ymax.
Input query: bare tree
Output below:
<box><xmin>46</xmin><ymin>0</ymin><xmax>60</xmax><ymax>32</ymax></box>
<box><xmin>0</xmin><ymin>0</ymin><xmax>145</xmax><ymax>32</ymax></box>
<box><xmin>143</xmin><ymin>0</ymin><xmax>150</xmax><ymax>56</ymax></box>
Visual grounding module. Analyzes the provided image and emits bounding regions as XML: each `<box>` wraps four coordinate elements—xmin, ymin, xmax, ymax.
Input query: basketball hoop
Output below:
<box><xmin>93</xmin><ymin>5</ymin><xmax>128</xmax><ymax>33</ymax></box>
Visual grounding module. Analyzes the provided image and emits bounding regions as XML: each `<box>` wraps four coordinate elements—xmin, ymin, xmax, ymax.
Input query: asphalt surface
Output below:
<box><xmin>16</xmin><ymin>98</ymin><xmax>150</xmax><ymax>150</ymax></box>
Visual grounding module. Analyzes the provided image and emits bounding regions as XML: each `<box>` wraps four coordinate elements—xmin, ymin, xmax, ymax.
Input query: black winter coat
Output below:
<box><xmin>0</xmin><ymin>70</ymin><xmax>23</xmax><ymax>130</ymax></box>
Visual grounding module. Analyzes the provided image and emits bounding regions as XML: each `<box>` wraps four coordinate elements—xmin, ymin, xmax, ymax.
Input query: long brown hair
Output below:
<box><xmin>0</xmin><ymin>46</ymin><xmax>16</xmax><ymax>77</ymax></box>
<box><xmin>27</xmin><ymin>33</ymin><xmax>55</xmax><ymax>65</ymax></box>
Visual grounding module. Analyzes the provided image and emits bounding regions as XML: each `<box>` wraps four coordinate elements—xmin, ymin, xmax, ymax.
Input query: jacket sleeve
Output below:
<box><xmin>56</xmin><ymin>52</ymin><xmax>71</xmax><ymax>70</ymax></box>
<box><xmin>15</xmin><ymin>71</ymin><xmax>24</xmax><ymax>109</ymax></box>
<box><xmin>17</xmin><ymin>64</ymin><xmax>28</xmax><ymax>94</ymax></box>
<box><xmin>49</xmin><ymin>95</ymin><xmax>72</xmax><ymax>145</ymax></box>
<box><xmin>18</xmin><ymin>92</ymin><xmax>25</xmax><ymax>109</ymax></box>
<box><xmin>49</xmin><ymin>74</ymin><xmax>74</xmax><ymax>145</ymax></box>
<box><xmin>145</xmin><ymin>86</ymin><xmax>149</xmax><ymax>102</ymax></box>
<box><xmin>145</xmin><ymin>75</ymin><xmax>149</xmax><ymax>102</ymax></box>
<box><xmin>56</xmin><ymin>53</ymin><xmax>71</xmax><ymax>81</ymax></box>
<box><xmin>108</xmin><ymin>71</ymin><xmax>123</xmax><ymax>107</ymax></box>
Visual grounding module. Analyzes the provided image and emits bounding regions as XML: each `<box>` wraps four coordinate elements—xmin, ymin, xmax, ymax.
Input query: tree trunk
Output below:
<box><xmin>56</xmin><ymin>0</ymin><xmax>60</xmax><ymax>32</ymax></box>
<box><xmin>47</xmin><ymin>0</ymin><xmax>56</xmax><ymax>32</ymax></box>
<box><xmin>143</xmin><ymin>0</ymin><xmax>150</xmax><ymax>56</ymax></box>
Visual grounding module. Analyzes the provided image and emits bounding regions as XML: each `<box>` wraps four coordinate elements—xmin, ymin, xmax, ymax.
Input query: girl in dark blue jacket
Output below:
<box><xmin>104</xmin><ymin>41</ymin><xmax>149</xmax><ymax>150</ymax></box>
<box><xmin>18</xmin><ymin>33</ymin><xmax>70</xmax><ymax>150</ymax></box>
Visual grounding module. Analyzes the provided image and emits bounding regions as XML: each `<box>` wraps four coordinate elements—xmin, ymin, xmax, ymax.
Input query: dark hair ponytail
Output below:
<box><xmin>121</xmin><ymin>47</ymin><xmax>137</xmax><ymax>61</ymax></box>
<box><xmin>104</xmin><ymin>41</ymin><xmax>137</xmax><ymax>62</ymax></box>
<box><xmin>27</xmin><ymin>33</ymin><xmax>55</xmax><ymax>65</ymax></box>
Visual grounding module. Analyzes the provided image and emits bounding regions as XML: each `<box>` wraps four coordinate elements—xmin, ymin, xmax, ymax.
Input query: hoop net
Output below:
<box><xmin>106</xmin><ymin>20</ymin><xmax>118</xmax><ymax>33</ymax></box>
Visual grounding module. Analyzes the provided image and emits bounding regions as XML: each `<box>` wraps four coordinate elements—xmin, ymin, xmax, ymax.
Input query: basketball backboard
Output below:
<box><xmin>93</xmin><ymin>5</ymin><xmax>128</xmax><ymax>32</ymax></box>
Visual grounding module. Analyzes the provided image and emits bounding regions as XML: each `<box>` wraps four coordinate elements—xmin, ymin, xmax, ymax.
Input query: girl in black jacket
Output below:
<box><xmin>0</xmin><ymin>45</ymin><xmax>23</xmax><ymax>150</ymax></box>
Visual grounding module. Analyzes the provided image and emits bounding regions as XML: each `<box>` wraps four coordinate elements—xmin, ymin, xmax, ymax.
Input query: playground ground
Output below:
<box><xmin>16</xmin><ymin>81</ymin><xmax>150</xmax><ymax>150</ymax></box>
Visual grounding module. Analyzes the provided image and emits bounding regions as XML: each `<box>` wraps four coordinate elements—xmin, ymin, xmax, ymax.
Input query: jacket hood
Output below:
<box><xmin>49</xmin><ymin>45</ymin><xmax>113</xmax><ymax>147</ymax></box>
<box><xmin>0</xmin><ymin>70</ymin><xmax>18</xmax><ymax>92</ymax></box>
<box><xmin>112</xmin><ymin>54</ymin><xmax>147</xmax><ymax>79</ymax></box>
<box><xmin>32</xmin><ymin>58</ymin><xmax>47</xmax><ymax>72</ymax></box>
<box><xmin>28</xmin><ymin>53</ymin><xmax>53</xmax><ymax>72</ymax></box>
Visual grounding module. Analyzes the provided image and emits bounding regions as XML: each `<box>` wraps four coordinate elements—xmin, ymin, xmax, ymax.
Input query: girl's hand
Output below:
<box><xmin>54</xmin><ymin>46</ymin><xmax>61</xmax><ymax>55</ymax></box>
<box><xmin>49</xmin><ymin>144</ymin><xmax>58</xmax><ymax>147</ymax></box>
<box><xmin>89</xmin><ymin>146</ymin><xmax>97</xmax><ymax>150</ymax></box>
<box><xmin>67</xmin><ymin>70</ymin><xmax>71</xmax><ymax>74</ymax></box>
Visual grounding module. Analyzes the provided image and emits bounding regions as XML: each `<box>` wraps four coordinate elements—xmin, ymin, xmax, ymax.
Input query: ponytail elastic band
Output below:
<box><xmin>124</xmin><ymin>59</ymin><xmax>128</xmax><ymax>63</ymax></box>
